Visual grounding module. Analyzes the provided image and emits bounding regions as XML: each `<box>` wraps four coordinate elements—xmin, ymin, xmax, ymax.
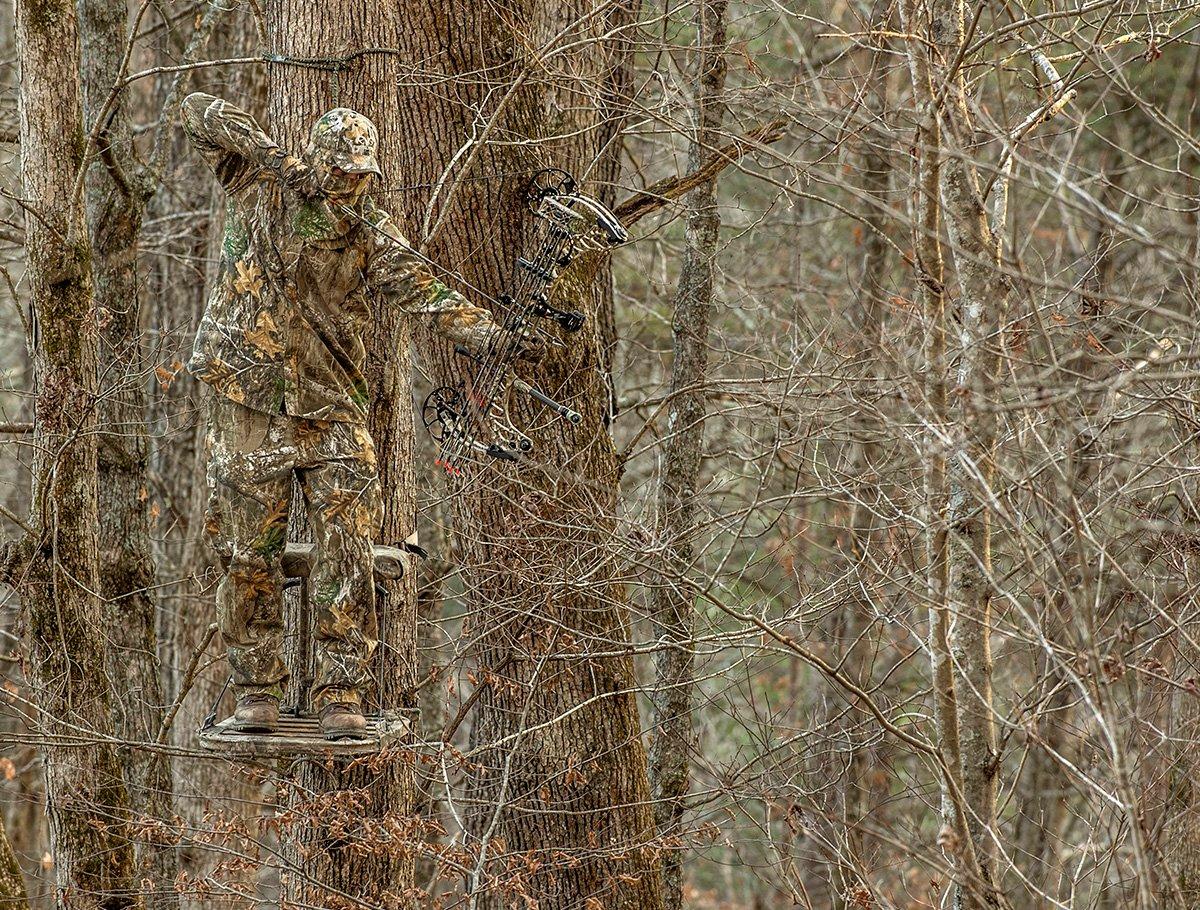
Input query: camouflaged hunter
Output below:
<box><xmin>181</xmin><ymin>92</ymin><xmax>532</xmax><ymax>737</ymax></box>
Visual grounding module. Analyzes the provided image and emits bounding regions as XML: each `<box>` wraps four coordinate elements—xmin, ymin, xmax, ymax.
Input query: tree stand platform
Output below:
<box><xmin>198</xmin><ymin>708</ymin><xmax>415</xmax><ymax>758</ymax></box>
<box><xmin>198</xmin><ymin>541</ymin><xmax>414</xmax><ymax>757</ymax></box>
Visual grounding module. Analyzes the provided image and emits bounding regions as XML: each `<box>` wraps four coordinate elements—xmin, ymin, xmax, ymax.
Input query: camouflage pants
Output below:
<box><xmin>203</xmin><ymin>394</ymin><xmax>383</xmax><ymax>711</ymax></box>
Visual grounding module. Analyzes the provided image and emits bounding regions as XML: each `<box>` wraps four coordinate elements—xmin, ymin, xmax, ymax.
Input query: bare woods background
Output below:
<box><xmin>2</xmin><ymin>0</ymin><xmax>1200</xmax><ymax>908</ymax></box>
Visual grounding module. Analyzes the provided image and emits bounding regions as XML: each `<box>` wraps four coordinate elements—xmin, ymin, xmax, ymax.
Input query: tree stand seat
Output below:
<box><xmin>198</xmin><ymin>542</ymin><xmax>414</xmax><ymax>756</ymax></box>
<box><xmin>277</xmin><ymin>541</ymin><xmax>409</xmax><ymax>579</ymax></box>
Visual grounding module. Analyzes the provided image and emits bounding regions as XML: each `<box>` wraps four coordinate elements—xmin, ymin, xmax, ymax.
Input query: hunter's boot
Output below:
<box><xmin>319</xmin><ymin>701</ymin><xmax>368</xmax><ymax>740</ymax></box>
<box><xmin>231</xmin><ymin>693</ymin><xmax>280</xmax><ymax>733</ymax></box>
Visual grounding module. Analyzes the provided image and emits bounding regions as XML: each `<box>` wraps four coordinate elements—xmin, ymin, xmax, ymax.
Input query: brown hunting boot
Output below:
<box><xmin>231</xmin><ymin>694</ymin><xmax>279</xmax><ymax>734</ymax></box>
<box><xmin>319</xmin><ymin>702</ymin><xmax>368</xmax><ymax>740</ymax></box>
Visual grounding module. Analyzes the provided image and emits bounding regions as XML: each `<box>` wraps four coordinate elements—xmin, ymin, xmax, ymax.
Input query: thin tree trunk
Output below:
<box><xmin>907</xmin><ymin>2</ymin><xmax>1007</xmax><ymax>905</ymax></box>
<box><xmin>647</xmin><ymin>2</ymin><xmax>727</xmax><ymax>907</ymax></box>
<box><xmin>262</xmin><ymin>4</ymin><xmax>419</xmax><ymax>906</ymax></box>
<box><xmin>0</xmin><ymin>6</ymin><xmax>35</xmax><ymax>897</ymax></box>
<box><xmin>145</xmin><ymin>8</ymin><xmax>263</xmax><ymax>903</ymax></box>
<box><xmin>77</xmin><ymin>0</ymin><xmax>177</xmax><ymax>903</ymax></box>
<box><xmin>899</xmin><ymin>0</ymin><xmax>965</xmax><ymax>860</ymax></box>
<box><xmin>831</xmin><ymin>43</ymin><xmax>892</xmax><ymax>903</ymax></box>
<box><xmin>13</xmin><ymin>0</ymin><xmax>139</xmax><ymax>905</ymax></box>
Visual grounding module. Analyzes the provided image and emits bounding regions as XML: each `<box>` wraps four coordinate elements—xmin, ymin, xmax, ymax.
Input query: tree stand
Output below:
<box><xmin>198</xmin><ymin>542</ymin><xmax>415</xmax><ymax>756</ymax></box>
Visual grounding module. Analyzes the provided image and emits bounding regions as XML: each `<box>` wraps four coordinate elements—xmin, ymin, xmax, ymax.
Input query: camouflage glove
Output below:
<box><xmin>258</xmin><ymin>146</ymin><xmax>320</xmax><ymax>197</ymax></box>
<box><xmin>276</xmin><ymin>155</ymin><xmax>321</xmax><ymax>198</ymax></box>
<box><xmin>500</xmin><ymin>325</ymin><xmax>546</xmax><ymax>363</ymax></box>
<box><xmin>457</xmin><ymin>323</ymin><xmax>545</xmax><ymax>363</ymax></box>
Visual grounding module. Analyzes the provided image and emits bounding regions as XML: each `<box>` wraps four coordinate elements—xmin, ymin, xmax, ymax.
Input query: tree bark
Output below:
<box><xmin>831</xmin><ymin>39</ymin><xmax>893</xmax><ymax>903</ymax></box>
<box><xmin>14</xmin><ymin>0</ymin><xmax>139</xmax><ymax>906</ymax></box>
<box><xmin>261</xmin><ymin>3</ymin><xmax>419</xmax><ymax>907</ymax></box>
<box><xmin>144</xmin><ymin>7</ymin><xmax>264</xmax><ymax>904</ymax></box>
<box><xmin>899</xmin><ymin>0</ymin><xmax>964</xmax><ymax>855</ymax></box>
<box><xmin>386</xmin><ymin>2</ymin><xmax>662</xmax><ymax>907</ymax></box>
<box><xmin>647</xmin><ymin>2</ymin><xmax>727</xmax><ymax>907</ymax></box>
<box><xmin>77</xmin><ymin>0</ymin><xmax>178</xmax><ymax>903</ymax></box>
<box><xmin>413</xmin><ymin>496</ymin><xmax>453</xmax><ymax>895</ymax></box>
<box><xmin>0</xmin><ymin>813</ymin><xmax>29</xmax><ymax>909</ymax></box>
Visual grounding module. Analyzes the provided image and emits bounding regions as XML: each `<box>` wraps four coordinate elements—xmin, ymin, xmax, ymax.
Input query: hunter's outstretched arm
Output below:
<box><xmin>180</xmin><ymin>92</ymin><xmax>310</xmax><ymax>193</ymax></box>
<box><xmin>361</xmin><ymin>200</ymin><xmax>530</xmax><ymax>355</ymax></box>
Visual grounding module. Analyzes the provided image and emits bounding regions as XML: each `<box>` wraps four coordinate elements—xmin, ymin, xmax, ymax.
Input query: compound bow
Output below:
<box><xmin>421</xmin><ymin>169</ymin><xmax>628</xmax><ymax>474</ymax></box>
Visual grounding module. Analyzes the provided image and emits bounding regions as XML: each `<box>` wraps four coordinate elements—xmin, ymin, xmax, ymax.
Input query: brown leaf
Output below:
<box><xmin>154</xmin><ymin>364</ymin><xmax>179</xmax><ymax>390</ymax></box>
<box><xmin>232</xmin><ymin>259</ymin><xmax>264</xmax><ymax>298</ymax></box>
<box><xmin>244</xmin><ymin>310</ymin><xmax>285</xmax><ymax>358</ymax></box>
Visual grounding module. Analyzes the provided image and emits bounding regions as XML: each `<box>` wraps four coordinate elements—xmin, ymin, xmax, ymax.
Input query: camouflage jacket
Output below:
<box><xmin>181</xmin><ymin>92</ymin><xmax>498</xmax><ymax>422</ymax></box>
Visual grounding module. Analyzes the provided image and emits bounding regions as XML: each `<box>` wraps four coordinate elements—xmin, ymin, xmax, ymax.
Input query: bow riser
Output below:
<box><xmin>423</xmin><ymin>168</ymin><xmax>628</xmax><ymax>471</ymax></box>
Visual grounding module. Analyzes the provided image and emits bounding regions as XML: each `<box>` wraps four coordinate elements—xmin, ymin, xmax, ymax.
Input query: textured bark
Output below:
<box><xmin>833</xmin><ymin>44</ymin><xmax>892</xmax><ymax>902</ymax></box>
<box><xmin>77</xmin><ymin>0</ymin><xmax>178</xmax><ymax>903</ymax></box>
<box><xmin>646</xmin><ymin>2</ymin><xmax>727</xmax><ymax>908</ymax></box>
<box><xmin>0</xmin><ymin>813</ymin><xmax>28</xmax><ymax>909</ymax></box>
<box><xmin>262</xmin><ymin>4</ymin><xmax>419</xmax><ymax>907</ymax></box>
<box><xmin>898</xmin><ymin>5</ymin><xmax>1003</xmax><ymax>906</ymax></box>
<box><xmin>918</xmin><ymin>2</ymin><xmax>1070</xmax><ymax>906</ymax></box>
<box><xmin>899</xmin><ymin>0</ymin><xmax>963</xmax><ymax>851</ymax></box>
<box><xmin>144</xmin><ymin>7</ymin><xmax>262</xmax><ymax>905</ymax></box>
<box><xmin>386</xmin><ymin>2</ymin><xmax>661</xmax><ymax>907</ymax></box>
<box><xmin>413</xmin><ymin>500</ymin><xmax>453</xmax><ymax>894</ymax></box>
<box><xmin>14</xmin><ymin>0</ymin><xmax>139</xmax><ymax>906</ymax></box>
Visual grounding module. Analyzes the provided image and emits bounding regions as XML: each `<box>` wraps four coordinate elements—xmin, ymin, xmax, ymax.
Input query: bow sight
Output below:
<box><xmin>423</xmin><ymin>169</ymin><xmax>628</xmax><ymax>473</ymax></box>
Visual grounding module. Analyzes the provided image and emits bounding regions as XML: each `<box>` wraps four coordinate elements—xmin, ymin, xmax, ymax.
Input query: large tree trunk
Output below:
<box><xmin>77</xmin><ymin>0</ymin><xmax>177</xmax><ymax>903</ymax></box>
<box><xmin>262</xmin><ymin>3</ymin><xmax>420</xmax><ymax>906</ymax></box>
<box><xmin>13</xmin><ymin>0</ymin><xmax>139</xmax><ymax>906</ymax></box>
<box><xmin>647</xmin><ymin>1</ymin><xmax>727</xmax><ymax>907</ymax></box>
<box><xmin>387</xmin><ymin>2</ymin><xmax>662</xmax><ymax>907</ymax></box>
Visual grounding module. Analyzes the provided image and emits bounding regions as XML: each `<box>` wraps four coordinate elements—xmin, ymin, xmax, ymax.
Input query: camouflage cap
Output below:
<box><xmin>307</xmin><ymin>108</ymin><xmax>381</xmax><ymax>176</ymax></box>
